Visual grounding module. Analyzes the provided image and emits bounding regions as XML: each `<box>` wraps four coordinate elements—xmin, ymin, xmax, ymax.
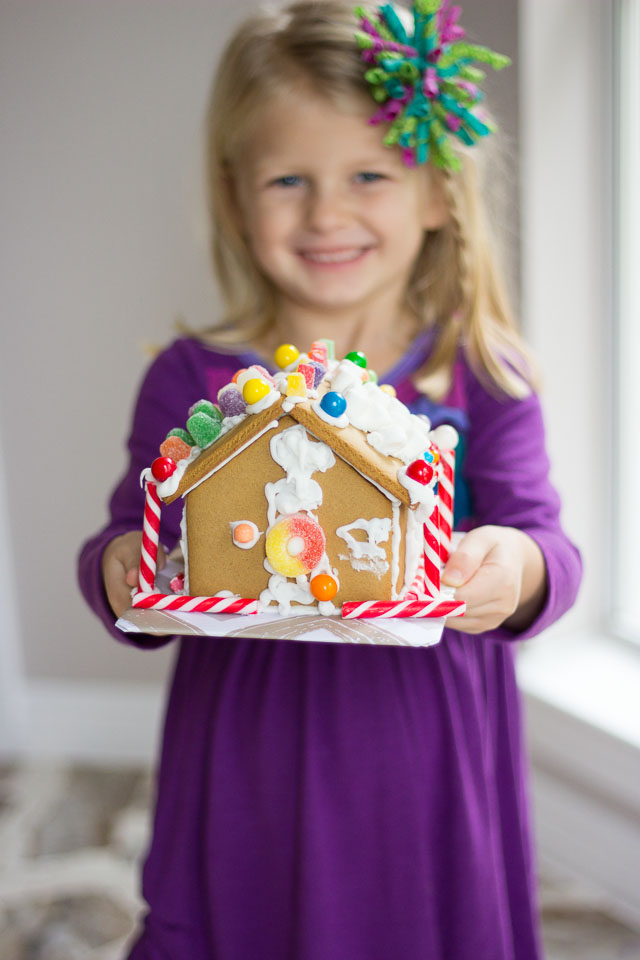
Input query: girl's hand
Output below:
<box><xmin>442</xmin><ymin>526</ymin><xmax>547</xmax><ymax>635</ymax></box>
<box><xmin>101</xmin><ymin>531</ymin><xmax>167</xmax><ymax>619</ymax></box>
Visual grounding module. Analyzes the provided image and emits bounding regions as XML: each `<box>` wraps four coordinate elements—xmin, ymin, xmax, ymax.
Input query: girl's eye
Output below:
<box><xmin>269</xmin><ymin>175</ymin><xmax>303</xmax><ymax>188</ymax></box>
<box><xmin>354</xmin><ymin>172</ymin><xmax>385</xmax><ymax>184</ymax></box>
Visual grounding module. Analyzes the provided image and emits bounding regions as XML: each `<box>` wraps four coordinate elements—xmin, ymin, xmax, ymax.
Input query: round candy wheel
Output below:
<box><xmin>266</xmin><ymin>514</ymin><xmax>326</xmax><ymax>577</ymax></box>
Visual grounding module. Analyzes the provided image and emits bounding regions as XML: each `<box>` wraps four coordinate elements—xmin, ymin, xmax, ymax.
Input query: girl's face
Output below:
<box><xmin>231</xmin><ymin>90</ymin><xmax>448</xmax><ymax>322</ymax></box>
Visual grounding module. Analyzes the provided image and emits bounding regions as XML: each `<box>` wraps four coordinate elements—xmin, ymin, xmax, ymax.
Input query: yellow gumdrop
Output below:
<box><xmin>379</xmin><ymin>383</ymin><xmax>397</xmax><ymax>398</ymax></box>
<box><xmin>243</xmin><ymin>378</ymin><xmax>270</xmax><ymax>404</ymax></box>
<box><xmin>274</xmin><ymin>343</ymin><xmax>300</xmax><ymax>369</ymax></box>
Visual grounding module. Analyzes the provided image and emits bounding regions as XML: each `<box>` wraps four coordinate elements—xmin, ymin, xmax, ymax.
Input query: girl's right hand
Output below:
<box><xmin>101</xmin><ymin>531</ymin><xmax>166</xmax><ymax>618</ymax></box>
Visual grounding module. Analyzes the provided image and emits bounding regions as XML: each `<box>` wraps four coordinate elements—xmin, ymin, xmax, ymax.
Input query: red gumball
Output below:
<box><xmin>151</xmin><ymin>456</ymin><xmax>177</xmax><ymax>481</ymax></box>
<box><xmin>406</xmin><ymin>459</ymin><xmax>434</xmax><ymax>486</ymax></box>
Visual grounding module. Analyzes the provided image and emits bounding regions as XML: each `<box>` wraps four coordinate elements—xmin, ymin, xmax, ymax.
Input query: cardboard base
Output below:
<box><xmin>116</xmin><ymin>563</ymin><xmax>446</xmax><ymax>647</ymax></box>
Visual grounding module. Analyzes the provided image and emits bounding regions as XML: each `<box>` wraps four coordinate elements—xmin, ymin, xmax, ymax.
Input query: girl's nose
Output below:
<box><xmin>306</xmin><ymin>185</ymin><xmax>350</xmax><ymax>231</ymax></box>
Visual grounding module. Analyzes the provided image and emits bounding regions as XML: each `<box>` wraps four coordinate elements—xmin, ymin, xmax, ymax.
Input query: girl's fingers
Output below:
<box><xmin>442</xmin><ymin>527</ymin><xmax>494</xmax><ymax>587</ymax></box>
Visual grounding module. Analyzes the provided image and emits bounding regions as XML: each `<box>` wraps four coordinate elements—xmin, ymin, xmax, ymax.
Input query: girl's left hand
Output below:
<box><xmin>442</xmin><ymin>525</ymin><xmax>547</xmax><ymax>635</ymax></box>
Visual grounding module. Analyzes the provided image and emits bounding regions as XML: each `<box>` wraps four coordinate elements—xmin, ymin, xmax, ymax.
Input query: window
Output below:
<box><xmin>613</xmin><ymin>0</ymin><xmax>640</xmax><ymax>642</ymax></box>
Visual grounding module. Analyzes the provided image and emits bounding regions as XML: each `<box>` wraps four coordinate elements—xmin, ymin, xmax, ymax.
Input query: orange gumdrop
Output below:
<box><xmin>310</xmin><ymin>573</ymin><xmax>338</xmax><ymax>602</ymax></box>
<box><xmin>233</xmin><ymin>523</ymin><xmax>255</xmax><ymax>544</ymax></box>
<box><xmin>159</xmin><ymin>436</ymin><xmax>192</xmax><ymax>461</ymax></box>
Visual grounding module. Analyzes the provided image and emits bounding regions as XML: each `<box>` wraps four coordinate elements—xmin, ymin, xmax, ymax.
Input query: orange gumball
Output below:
<box><xmin>310</xmin><ymin>573</ymin><xmax>338</xmax><ymax>602</ymax></box>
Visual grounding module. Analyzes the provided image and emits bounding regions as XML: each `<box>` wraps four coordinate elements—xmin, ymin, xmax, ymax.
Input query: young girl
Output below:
<box><xmin>79</xmin><ymin>2</ymin><xmax>581</xmax><ymax>957</ymax></box>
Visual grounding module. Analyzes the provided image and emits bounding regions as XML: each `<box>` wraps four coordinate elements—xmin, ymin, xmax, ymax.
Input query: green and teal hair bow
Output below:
<box><xmin>354</xmin><ymin>0</ymin><xmax>510</xmax><ymax>170</ymax></box>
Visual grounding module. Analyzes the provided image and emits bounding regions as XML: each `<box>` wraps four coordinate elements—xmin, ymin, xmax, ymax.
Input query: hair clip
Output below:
<box><xmin>354</xmin><ymin>0</ymin><xmax>510</xmax><ymax>170</ymax></box>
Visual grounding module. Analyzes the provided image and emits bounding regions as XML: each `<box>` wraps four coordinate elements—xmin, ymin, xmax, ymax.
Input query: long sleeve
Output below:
<box><xmin>456</xmin><ymin>355</ymin><xmax>582</xmax><ymax>642</ymax></box>
<box><xmin>77</xmin><ymin>338</ymin><xmax>240</xmax><ymax>647</ymax></box>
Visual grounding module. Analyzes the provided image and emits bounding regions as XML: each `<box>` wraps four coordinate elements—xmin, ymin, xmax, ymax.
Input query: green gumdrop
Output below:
<box><xmin>186</xmin><ymin>412</ymin><xmax>222</xmax><ymax>448</ymax></box>
<box><xmin>166</xmin><ymin>427</ymin><xmax>194</xmax><ymax>444</ymax></box>
<box><xmin>189</xmin><ymin>399</ymin><xmax>223</xmax><ymax>422</ymax></box>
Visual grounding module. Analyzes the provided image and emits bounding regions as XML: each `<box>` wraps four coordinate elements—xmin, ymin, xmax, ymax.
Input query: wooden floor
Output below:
<box><xmin>0</xmin><ymin>763</ymin><xmax>639</xmax><ymax>959</ymax></box>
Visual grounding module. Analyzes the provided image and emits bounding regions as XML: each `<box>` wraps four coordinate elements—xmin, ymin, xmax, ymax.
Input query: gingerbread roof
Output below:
<box><xmin>163</xmin><ymin>390</ymin><xmax>415</xmax><ymax>508</ymax></box>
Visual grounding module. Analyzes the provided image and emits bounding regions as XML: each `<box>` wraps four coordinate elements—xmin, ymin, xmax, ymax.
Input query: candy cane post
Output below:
<box><xmin>438</xmin><ymin>446</ymin><xmax>456</xmax><ymax>563</ymax></box>
<box><xmin>422</xmin><ymin>508</ymin><xmax>442</xmax><ymax>598</ymax></box>
<box><xmin>131</xmin><ymin>592</ymin><xmax>259</xmax><ymax>615</ymax></box>
<box><xmin>342</xmin><ymin>598</ymin><xmax>465</xmax><ymax>619</ymax></box>
<box><xmin>138</xmin><ymin>480</ymin><xmax>162</xmax><ymax>593</ymax></box>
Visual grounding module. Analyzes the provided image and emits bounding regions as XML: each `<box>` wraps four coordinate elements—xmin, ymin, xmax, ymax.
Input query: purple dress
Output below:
<box><xmin>78</xmin><ymin>335</ymin><xmax>581</xmax><ymax>960</ymax></box>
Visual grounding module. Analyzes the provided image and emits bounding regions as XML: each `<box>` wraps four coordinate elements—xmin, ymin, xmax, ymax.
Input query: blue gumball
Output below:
<box><xmin>320</xmin><ymin>391</ymin><xmax>347</xmax><ymax>419</ymax></box>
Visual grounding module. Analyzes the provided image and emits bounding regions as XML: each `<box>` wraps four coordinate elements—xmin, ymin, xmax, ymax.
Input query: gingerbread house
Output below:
<box><xmin>133</xmin><ymin>345</ymin><xmax>465</xmax><ymax>621</ymax></box>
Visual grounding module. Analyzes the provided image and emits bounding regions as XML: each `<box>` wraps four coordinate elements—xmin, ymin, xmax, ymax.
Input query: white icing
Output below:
<box><xmin>219</xmin><ymin>414</ymin><xmax>246</xmax><ymax>438</ymax></box>
<box><xmin>264</xmin><ymin>425</ymin><xmax>335</xmax><ymax>526</ymax></box>
<box><xmin>336</xmin><ymin>518</ymin><xmax>392</xmax><ymax>577</ymax></box>
<box><xmin>311</xmin><ymin>398</ymin><xmax>349</xmax><ymax>428</ymax></box>
<box><xmin>230</xmin><ymin>520</ymin><xmax>261</xmax><ymax>550</ymax></box>
<box><xmin>180</xmin><ymin>506</ymin><xmax>190</xmax><ymax>594</ymax></box>
<box><xmin>397</xmin><ymin>465</ymin><xmax>438</xmax><ymax>509</ymax></box>
<box><xmin>282</xmin><ymin>395</ymin><xmax>307</xmax><ymax>412</ymax></box>
<box><xmin>236</xmin><ymin>365</ymin><xmax>276</xmax><ymax>391</ymax></box>
<box><xmin>390</xmin><ymin>500</ymin><xmax>401</xmax><ymax>599</ymax></box>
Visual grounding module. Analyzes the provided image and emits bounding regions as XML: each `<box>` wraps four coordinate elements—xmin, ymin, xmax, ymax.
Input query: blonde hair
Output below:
<box><xmin>200</xmin><ymin>0</ymin><xmax>536</xmax><ymax>399</ymax></box>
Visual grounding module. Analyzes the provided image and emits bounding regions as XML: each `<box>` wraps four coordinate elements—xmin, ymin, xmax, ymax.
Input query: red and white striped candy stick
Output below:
<box><xmin>131</xmin><ymin>592</ymin><xmax>258</xmax><ymax>615</ymax></box>
<box><xmin>341</xmin><ymin>598</ymin><xmax>466</xmax><ymax>619</ymax></box>
<box><xmin>422</xmin><ymin>507</ymin><xmax>442</xmax><ymax>598</ymax></box>
<box><xmin>438</xmin><ymin>447</ymin><xmax>456</xmax><ymax>563</ymax></box>
<box><xmin>138</xmin><ymin>481</ymin><xmax>162</xmax><ymax>593</ymax></box>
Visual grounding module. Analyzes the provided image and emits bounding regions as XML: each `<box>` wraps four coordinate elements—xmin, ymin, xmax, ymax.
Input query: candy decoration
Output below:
<box><xmin>319</xmin><ymin>338</ymin><xmax>335</xmax><ymax>360</ymax></box>
<box><xmin>368</xmin><ymin>369</ymin><xmax>378</xmax><ymax>384</ymax></box>
<box><xmin>286</xmin><ymin>372</ymin><xmax>307</xmax><ymax>397</ymax></box>
<box><xmin>424</xmin><ymin>443</ymin><xmax>440</xmax><ymax>466</ymax></box>
<box><xmin>166</xmin><ymin>427</ymin><xmax>194</xmax><ymax>444</ymax></box>
<box><xmin>151</xmin><ymin>456</ymin><xmax>177</xmax><ymax>482</ymax></box>
<box><xmin>217</xmin><ymin>383</ymin><xmax>247</xmax><ymax>417</ymax></box>
<box><xmin>274</xmin><ymin>343</ymin><xmax>300</xmax><ymax>368</ymax></box>
<box><xmin>242</xmin><ymin>378</ymin><xmax>270</xmax><ymax>405</ymax></box>
<box><xmin>131</xmin><ymin>592</ymin><xmax>259</xmax><ymax>615</ymax></box>
<box><xmin>310</xmin><ymin>573</ymin><xmax>338</xmax><ymax>602</ymax></box>
<box><xmin>319</xmin><ymin>391</ymin><xmax>347</xmax><ymax>419</ymax></box>
<box><xmin>309</xmin><ymin>341</ymin><xmax>329</xmax><ymax>365</ymax></box>
<box><xmin>266</xmin><ymin>514</ymin><xmax>326</xmax><ymax>577</ymax></box>
<box><xmin>307</xmin><ymin>360</ymin><xmax>327</xmax><ymax>388</ymax></box>
<box><xmin>169</xmin><ymin>572</ymin><xmax>185</xmax><ymax>593</ymax></box>
<box><xmin>232</xmin><ymin>521</ymin><xmax>259</xmax><ymax>546</ymax></box>
<box><xmin>406</xmin><ymin>459</ymin><xmax>435</xmax><ymax>485</ymax></box>
<box><xmin>231</xmin><ymin>368</ymin><xmax>247</xmax><ymax>384</ymax></box>
<box><xmin>345</xmin><ymin>350</ymin><xmax>367</xmax><ymax>368</ymax></box>
<box><xmin>186</xmin><ymin>412</ymin><xmax>222</xmax><ymax>448</ymax></box>
<box><xmin>297</xmin><ymin>363</ymin><xmax>316</xmax><ymax>390</ymax></box>
<box><xmin>188</xmin><ymin>399</ymin><xmax>222</xmax><ymax>422</ymax></box>
<box><xmin>159</xmin><ymin>436</ymin><xmax>192</xmax><ymax>461</ymax></box>
<box><xmin>138</xmin><ymin>481</ymin><xmax>161</xmax><ymax>593</ymax></box>
<box><xmin>379</xmin><ymin>384</ymin><xmax>396</xmax><ymax>397</ymax></box>
<box><xmin>422</xmin><ymin>507</ymin><xmax>442</xmax><ymax>598</ymax></box>
<box><xmin>341</xmin><ymin>598</ymin><xmax>465</xmax><ymax>618</ymax></box>
<box><xmin>437</xmin><ymin>446</ymin><xmax>456</xmax><ymax>562</ymax></box>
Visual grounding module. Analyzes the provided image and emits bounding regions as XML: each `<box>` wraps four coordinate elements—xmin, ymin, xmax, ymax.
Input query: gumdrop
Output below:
<box><xmin>286</xmin><ymin>372</ymin><xmax>307</xmax><ymax>397</ymax></box>
<box><xmin>309</xmin><ymin>341</ymin><xmax>329</xmax><ymax>365</ymax></box>
<box><xmin>308</xmin><ymin>360</ymin><xmax>327</xmax><ymax>388</ymax></box>
<box><xmin>217</xmin><ymin>383</ymin><xmax>247</xmax><ymax>417</ymax></box>
<box><xmin>188</xmin><ymin>399</ymin><xmax>222</xmax><ymax>422</ymax></box>
<box><xmin>297</xmin><ymin>363</ymin><xmax>315</xmax><ymax>390</ymax></box>
<box><xmin>159</xmin><ymin>436</ymin><xmax>192</xmax><ymax>461</ymax></box>
<box><xmin>186</xmin><ymin>411</ymin><xmax>222</xmax><ymax>448</ymax></box>
<box><xmin>166</xmin><ymin>427</ymin><xmax>194</xmax><ymax>445</ymax></box>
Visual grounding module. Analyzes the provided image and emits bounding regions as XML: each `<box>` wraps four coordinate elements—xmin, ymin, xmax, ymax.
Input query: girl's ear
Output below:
<box><xmin>421</xmin><ymin>170</ymin><xmax>450</xmax><ymax>231</ymax></box>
